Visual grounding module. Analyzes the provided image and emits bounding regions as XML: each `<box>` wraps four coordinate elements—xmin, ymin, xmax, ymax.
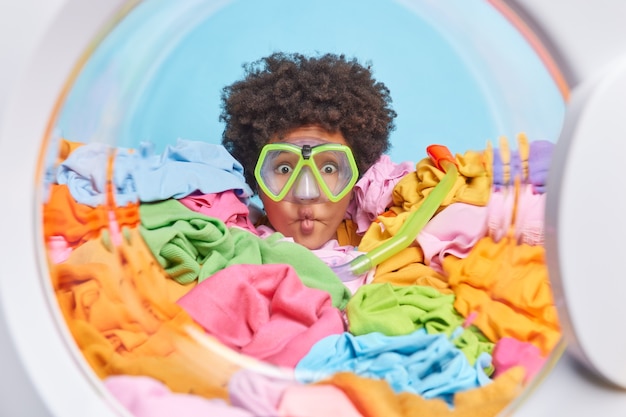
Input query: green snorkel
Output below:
<box><xmin>332</xmin><ymin>144</ymin><xmax>458</xmax><ymax>280</ymax></box>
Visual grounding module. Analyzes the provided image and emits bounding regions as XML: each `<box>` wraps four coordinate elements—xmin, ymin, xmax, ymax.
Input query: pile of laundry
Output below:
<box><xmin>44</xmin><ymin>136</ymin><xmax>559</xmax><ymax>417</ymax></box>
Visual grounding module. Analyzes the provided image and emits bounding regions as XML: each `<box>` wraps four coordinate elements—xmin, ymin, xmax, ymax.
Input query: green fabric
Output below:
<box><xmin>139</xmin><ymin>199</ymin><xmax>351</xmax><ymax>309</ymax></box>
<box><xmin>346</xmin><ymin>282</ymin><xmax>493</xmax><ymax>367</ymax></box>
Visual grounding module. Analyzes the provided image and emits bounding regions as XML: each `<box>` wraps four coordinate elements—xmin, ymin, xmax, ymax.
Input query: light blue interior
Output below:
<box><xmin>55</xmin><ymin>0</ymin><xmax>565</xmax><ymax>165</ymax></box>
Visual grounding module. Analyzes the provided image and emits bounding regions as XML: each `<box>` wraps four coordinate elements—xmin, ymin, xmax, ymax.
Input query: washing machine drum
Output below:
<box><xmin>4</xmin><ymin>0</ymin><xmax>618</xmax><ymax>416</ymax></box>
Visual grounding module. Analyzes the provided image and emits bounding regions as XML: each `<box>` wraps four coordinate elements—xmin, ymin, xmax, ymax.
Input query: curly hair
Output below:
<box><xmin>220</xmin><ymin>52</ymin><xmax>397</xmax><ymax>190</ymax></box>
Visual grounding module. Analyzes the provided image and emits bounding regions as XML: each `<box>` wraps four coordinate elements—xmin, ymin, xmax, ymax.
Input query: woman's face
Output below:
<box><xmin>258</xmin><ymin>126</ymin><xmax>353</xmax><ymax>250</ymax></box>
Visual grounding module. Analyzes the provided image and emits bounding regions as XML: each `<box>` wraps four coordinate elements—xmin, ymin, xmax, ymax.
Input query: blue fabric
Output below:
<box><xmin>294</xmin><ymin>329</ymin><xmax>492</xmax><ymax>404</ymax></box>
<box><xmin>56</xmin><ymin>142</ymin><xmax>138</xmax><ymax>207</ymax></box>
<box><xmin>133</xmin><ymin>138</ymin><xmax>253</xmax><ymax>202</ymax></box>
<box><xmin>55</xmin><ymin>139</ymin><xmax>253</xmax><ymax>207</ymax></box>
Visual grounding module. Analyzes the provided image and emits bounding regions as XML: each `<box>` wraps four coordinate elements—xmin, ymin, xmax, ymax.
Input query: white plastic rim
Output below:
<box><xmin>0</xmin><ymin>1</ymin><xmax>131</xmax><ymax>416</ymax></box>
<box><xmin>545</xmin><ymin>55</ymin><xmax>626</xmax><ymax>389</ymax></box>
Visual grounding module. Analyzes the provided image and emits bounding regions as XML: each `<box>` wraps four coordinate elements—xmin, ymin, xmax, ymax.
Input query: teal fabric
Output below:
<box><xmin>139</xmin><ymin>199</ymin><xmax>351</xmax><ymax>309</ymax></box>
<box><xmin>346</xmin><ymin>282</ymin><xmax>493</xmax><ymax>367</ymax></box>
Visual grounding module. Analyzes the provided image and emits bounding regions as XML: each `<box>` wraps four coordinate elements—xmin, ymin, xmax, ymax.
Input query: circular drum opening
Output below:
<box><xmin>37</xmin><ymin>0</ymin><xmax>567</xmax><ymax>415</ymax></box>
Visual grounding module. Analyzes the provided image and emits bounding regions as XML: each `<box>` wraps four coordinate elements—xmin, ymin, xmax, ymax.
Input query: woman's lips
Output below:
<box><xmin>299</xmin><ymin>217</ymin><xmax>315</xmax><ymax>234</ymax></box>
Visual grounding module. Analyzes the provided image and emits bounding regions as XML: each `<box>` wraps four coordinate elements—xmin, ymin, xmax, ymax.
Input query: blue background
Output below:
<box><xmin>56</xmin><ymin>0</ymin><xmax>565</xmax><ymax>164</ymax></box>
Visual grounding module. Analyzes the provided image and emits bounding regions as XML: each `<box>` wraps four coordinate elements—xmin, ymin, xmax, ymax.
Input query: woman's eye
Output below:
<box><xmin>275</xmin><ymin>164</ymin><xmax>293</xmax><ymax>175</ymax></box>
<box><xmin>321</xmin><ymin>163</ymin><xmax>338</xmax><ymax>174</ymax></box>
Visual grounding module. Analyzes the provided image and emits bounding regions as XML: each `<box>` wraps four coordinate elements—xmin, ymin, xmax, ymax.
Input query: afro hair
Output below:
<box><xmin>220</xmin><ymin>52</ymin><xmax>397</xmax><ymax>190</ymax></box>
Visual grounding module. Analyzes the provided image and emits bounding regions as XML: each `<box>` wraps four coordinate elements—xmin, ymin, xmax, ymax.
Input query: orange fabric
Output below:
<box><xmin>371</xmin><ymin>246</ymin><xmax>452</xmax><ymax>294</ymax></box>
<box><xmin>359</xmin><ymin>151</ymin><xmax>491</xmax><ymax>252</ymax></box>
<box><xmin>50</xmin><ymin>227</ymin><xmax>235</xmax><ymax>399</ymax></box>
<box><xmin>443</xmin><ymin>235</ymin><xmax>561</xmax><ymax>355</ymax></box>
<box><xmin>43</xmin><ymin>184</ymin><xmax>140</xmax><ymax>248</ymax></box>
<box><xmin>336</xmin><ymin>218</ymin><xmax>362</xmax><ymax>247</ymax></box>
<box><xmin>320</xmin><ymin>367</ymin><xmax>525</xmax><ymax>417</ymax></box>
<box><xmin>56</xmin><ymin>138</ymin><xmax>85</xmax><ymax>164</ymax></box>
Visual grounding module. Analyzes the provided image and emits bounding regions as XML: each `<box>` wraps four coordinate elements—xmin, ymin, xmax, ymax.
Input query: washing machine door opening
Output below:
<box><xmin>36</xmin><ymin>0</ymin><xmax>568</xmax><ymax>416</ymax></box>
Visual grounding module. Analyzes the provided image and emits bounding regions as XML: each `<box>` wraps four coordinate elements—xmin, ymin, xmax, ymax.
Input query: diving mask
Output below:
<box><xmin>254</xmin><ymin>140</ymin><xmax>359</xmax><ymax>203</ymax></box>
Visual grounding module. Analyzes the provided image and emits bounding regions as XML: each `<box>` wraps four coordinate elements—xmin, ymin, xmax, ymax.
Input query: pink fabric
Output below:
<box><xmin>179</xmin><ymin>190</ymin><xmax>258</xmax><ymax>234</ymax></box>
<box><xmin>486</xmin><ymin>184</ymin><xmax>545</xmax><ymax>246</ymax></box>
<box><xmin>346</xmin><ymin>155</ymin><xmax>415</xmax><ymax>234</ymax></box>
<box><xmin>177</xmin><ymin>263</ymin><xmax>345</xmax><ymax>368</ymax></box>
<box><xmin>312</xmin><ymin>239</ymin><xmax>375</xmax><ymax>294</ymax></box>
<box><xmin>228</xmin><ymin>369</ymin><xmax>294</xmax><ymax>416</ymax></box>
<box><xmin>277</xmin><ymin>384</ymin><xmax>364</xmax><ymax>417</ymax></box>
<box><xmin>417</xmin><ymin>203</ymin><xmax>489</xmax><ymax>274</ymax></box>
<box><xmin>514</xmin><ymin>184</ymin><xmax>546</xmax><ymax>246</ymax></box>
<box><xmin>486</xmin><ymin>188</ymin><xmax>515</xmax><ymax>243</ymax></box>
<box><xmin>46</xmin><ymin>236</ymin><xmax>73</xmax><ymax>263</ymax></box>
<box><xmin>104</xmin><ymin>375</ymin><xmax>253</xmax><ymax>417</ymax></box>
<box><xmin>492</xmin><ymin>337</ymin><xmax>547</xmax><ymax>384</ymax></box>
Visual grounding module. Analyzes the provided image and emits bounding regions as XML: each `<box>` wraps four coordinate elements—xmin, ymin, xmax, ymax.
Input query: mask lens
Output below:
<box><xmin>255</xmin><ymin>142</ymin><xmax>359</xmax><ymax>202</ymax></box>
<box><xmin>312</xmin><ymin>149</ymin><xmax>356</xmax><ymax>198</ymax></box>
<box><xmin>257</xmin><ymin>148</ymin><xmax>301</xmax><ymax>197</ymax></box>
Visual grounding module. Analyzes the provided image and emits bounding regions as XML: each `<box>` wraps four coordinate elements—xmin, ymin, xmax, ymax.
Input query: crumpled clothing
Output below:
<box><xmin>527</xmin><ymin>140</ymin><xmax>554</xmax><ymax>193</ymax></box>
<box><xmin>295</xmin><ymin>329</ymin><xmax>492</xmax><ymax>404</ymax></box>
<box><xmin>56</xmin><ymin>142</ymin><xmax>138</xmax><ymax>207</ymax></box>
<box><xmin>346</xmin><ymin>155</ymin><xmax>415</xmax><ymax>234</ymax></box>
<box><xmin>228</xmin><ymin>369</ymin><xmax>294</xmax><ymax>416</ymax></box>
<box><xmin>490</xmin><ymin>136</ymin><xmax>553</xmax><ymax>193</ymax></box>
<box><xmin>443</xmin><ymin>235</ymin><xmax>560</xmax><ymax>355</ymax></box>
<box><xmin>336</xmin><ymin>218</ymin><xmax>363</xmax><ymax>247</ymax></box>
<box><xmin>133</xmin><ymin>138</ymin><xmax>253</xmax><ymax>202</ymax></box>
<box><xmin>104</xmin><ymin>375</ymin><xmax>254</xmax><ymax>417</ymax></box>
<box><xmin>318</xmin><ymin>368</ymin><xmax>524</xmax><ymax>417</ymax></box>
<box><xmin>312</xmin><ymin>239</ymin><xmax>375</xmax><ymax>294</ymax></box>
<box><xmin>54</xmin><ymin>139</ymin><xmax>253</xmax><ymax>207</ymax></box>
<box><xmin>229</xmin><ymin>369</ymin><xmax>367</xmax><ymax>417</ymax></box>
<box><xmin>345</xmin><ymin>283</ymin><xmax>494</xmax><ymax>366</ymax></box>
<box><xmin>51</xmin><ymin>227</ymin><xmax>232</xmax><ymax>399</ymax></box>
<box><xmin>417</xmin><ymin>203</ymin><xmax>489</xmax><ymax>274</ymax></box>
<box><xmin>359</xmin><ymin>151</ymin><xmax>491</xmax><ymax>253</ymax></box>
<box><xmin>487</xmin><ymin>184</ymin><xmax>545</xmax><ymax>246</ymax></box>
<box><xmin>177</xmin><ymin>263</ymin><xmax>345</xmax><ymax>368</ymax></box>
<box><xmin>139</xmin><ymin>198</ymin><xmax>351</xmax><ymax>309</ymax></box>
<box><xmin>43</xmin><ymin>183</ymin><xmax>140</xmax><ymax>248</ymax></box>
<box><xmin>492</xmin><ymin>337</ymin><xmax>547</xmax><ymax>384</ymax></box>
<box><xmin>178</xmin><ymin>190</ymin><xmax>258</xmax><ymax>234</ymax></box>
<box><xmin>371</xmin><ymin>246</ymin><xmax>452</xmax><ymax>293</ymax></box>
<box><xmin>278</xmin><ymin>384</ymin><xmax>364</xmax><ymax>417</ymax></box>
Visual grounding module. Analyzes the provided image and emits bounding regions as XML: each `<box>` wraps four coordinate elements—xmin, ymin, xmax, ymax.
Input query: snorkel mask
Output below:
<box><xmin>254</xmin><ymin>139</ymin><xmax>359</xmax><ymax>203</ymax></box>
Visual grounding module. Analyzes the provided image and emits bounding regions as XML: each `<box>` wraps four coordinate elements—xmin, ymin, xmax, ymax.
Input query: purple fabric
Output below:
<box><xmin>528</xmin><ymin>140</ymin><xmax>554</xmax><ymax>193</ymax></box>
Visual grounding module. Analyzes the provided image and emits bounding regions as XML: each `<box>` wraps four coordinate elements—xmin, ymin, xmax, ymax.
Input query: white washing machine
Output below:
<box><xmin>1</xmin><ymin>1</ymin><xmax>625</xmax><ymax>416</ymax></box>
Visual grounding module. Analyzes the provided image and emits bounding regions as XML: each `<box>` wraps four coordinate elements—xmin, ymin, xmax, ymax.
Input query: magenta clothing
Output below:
<box><xmin>177</xmin><ymin>263</ymin><xmax>345</xmax><ymax>368</ymax></box>
<box><xmin>417</xmin><ymin>203</ymin><xmax>489</xmax><ymax>274</ymax></box>
<box><xmin>346</xmin><ymin>155</ymin><xmax>415</xmax><ymax>234</ymax></box>
<box><xmin>104</xmin><ymin>375</ymin><xmax>254</xmax><ymax>417</ymax></box>
<box><xmin>179</xmin><ymin>190</ymin><xmax>258</xmax><ymax>234</ymax></box>
<box><xmin>492</xmin><ymin>337</ymin><xmax>547</xmax><ymax>384</ymax></box>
